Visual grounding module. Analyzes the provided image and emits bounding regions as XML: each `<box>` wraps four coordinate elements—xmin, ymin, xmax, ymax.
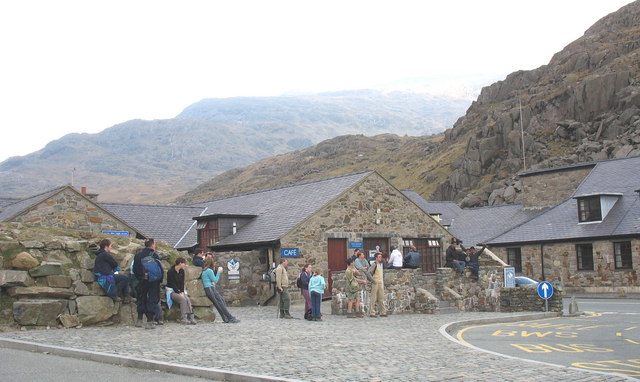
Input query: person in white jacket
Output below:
<box><xmin>387</xmin><ymin>246</ymin><xmax>403</xmax><ymax>269</ymax></box>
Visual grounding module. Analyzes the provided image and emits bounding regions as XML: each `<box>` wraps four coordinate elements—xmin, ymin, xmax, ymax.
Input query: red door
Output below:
<box><xmin>327</xmin><ymin>238</ymin><xmax>348</xmax><ymax>295</ymax></box>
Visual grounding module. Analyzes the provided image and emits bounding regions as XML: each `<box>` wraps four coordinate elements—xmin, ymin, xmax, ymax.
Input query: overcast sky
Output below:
<box><xmin>0</xmin><ymin>0</ymin><xmax>632</xmax><ymax>163</ymax></box>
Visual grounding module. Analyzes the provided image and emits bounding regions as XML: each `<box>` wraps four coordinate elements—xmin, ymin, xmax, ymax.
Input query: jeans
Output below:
<box><xmin>136</xmin><ymin>279</ymin><xmax>161</xmax><ymax>320</ymax></box>
<box><xmin>450</xmin><ymin>261</ymin><xmax>466</xmax><ymax>275</ymax></box>
<box><xmin>205</xmin><ymin>286</ymin><xmax>235</xmax><ymax>322</ymax></box>
<box><xmin>311</xmin><ymin>291</ymin><xmax>322</xmax><ymax>318</ymax></box>
<box><xmin>467</xmin><ymin>262</ymin><xmax>479</xmax><ymax>277</ymax></box>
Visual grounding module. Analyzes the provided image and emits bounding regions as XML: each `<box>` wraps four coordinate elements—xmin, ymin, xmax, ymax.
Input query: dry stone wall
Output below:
<box><xmin>0</xmin><ymin>223</ymin><xmax>215</xmax><ymax>329</ymax></box>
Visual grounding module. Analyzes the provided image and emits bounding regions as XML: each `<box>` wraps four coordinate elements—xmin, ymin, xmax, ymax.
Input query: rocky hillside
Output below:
<box><xmin>433</xmin><ymin>0</ymin><xmax>640</xmax><ymax>206</ymax></box>
<box><xmin>0</xmin><ymin>90</ymin><xmax>469</xmax><ymax>204</ymax></box>
<box><xmin>178</xmin><ymin>1</ymin><xmax>640</xmax><ymax>206</ymax></box>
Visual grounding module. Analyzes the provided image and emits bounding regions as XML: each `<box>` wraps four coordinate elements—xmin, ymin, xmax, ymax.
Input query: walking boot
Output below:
<box><xmin>188</xmin><ymin>314</ymin><xmax>197</xmax><ymax>325</ymax></box>
<box><xmin>180</xmin><ymin>314</ymin><xmax>189</xmax><ymax>324</ymax></box>
<box><xmin>145</xmin><ymin>321</ymin><xmax>156</xmax><ymax>329</ymax></box>
<box><xmin>283</xmin><ymin>311</ymin><xmax>294</xmax><ymax>319</ymax></box>
<box><xmin>135</xmin><ymin>318</ymin><xmax>143</xmax><ymax>327</ymax></box>
<box><xmin>346</xmin><ymin>310</ymin><xmax>355</xmax><ymax>318</ymax></box>
<box><xmin>279</xmin><ymin>310</ymin><xmax>286</xmax><ymax>318</ymax></box>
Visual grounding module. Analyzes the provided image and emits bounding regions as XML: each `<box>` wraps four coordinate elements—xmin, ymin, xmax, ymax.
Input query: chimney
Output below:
<box><xmin>81</xmin><ymin>186</ymin><xmax>87</xmax><ymax>194</ymax></box>
<box><xmin>80</xmin><ymin>186</ymin><xmax>98</xmax><ymax>202</ymax></box>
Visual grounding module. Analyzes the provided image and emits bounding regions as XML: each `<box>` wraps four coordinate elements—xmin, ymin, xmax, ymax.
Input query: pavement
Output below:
<box><xmin>0</xmin><ymin>301</ymin><xmax>633</xmax><ymax>382</ymax></box>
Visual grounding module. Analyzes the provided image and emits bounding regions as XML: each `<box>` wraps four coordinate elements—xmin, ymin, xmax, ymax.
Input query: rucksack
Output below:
<box><xmin>142</xmin><ymin>255</ymin><xmax>162</xmax><ymax>282</ymax></box>
<box><xmin>296</xmin><ymin>273</ymin><xmax>303</xmax><ymax>288</ymax></box>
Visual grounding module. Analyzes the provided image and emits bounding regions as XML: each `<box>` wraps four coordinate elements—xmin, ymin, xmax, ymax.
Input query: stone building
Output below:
<box><xmin>409</xmin><ymin>156</ymin><xmax>640</xmax><ymax>294</ymax></box>
<box><xmin>0</xmin><ymin>185</ymin><xmax>140</xmax><ymax>237</ymax></box>
<box><xmin>177</xmin><ymin>171</ymin><xmax>455</xmax><ymax>305</ymax></box>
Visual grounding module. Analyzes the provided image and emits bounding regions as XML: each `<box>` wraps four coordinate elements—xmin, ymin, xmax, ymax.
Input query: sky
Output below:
<box><xmin>0</xmin><ymin>0</ymin><xmax>633</xmax><ymax>163</ymax></box>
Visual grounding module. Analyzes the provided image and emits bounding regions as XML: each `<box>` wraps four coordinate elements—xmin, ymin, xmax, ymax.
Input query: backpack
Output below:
<box><xmin>142</xmin><ymin>255</ymin><xmax>162</xmax><ymax>282</ymax></box>
<box><xmin>296</xmin><ymin>273</ymin><xmax>303</xmax><ymax>288</ymax></box>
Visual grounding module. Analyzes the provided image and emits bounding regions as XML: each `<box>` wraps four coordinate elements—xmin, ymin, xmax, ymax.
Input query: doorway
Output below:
<box><xmin>327</xmin><ymin>238</ymin><xmax>348</xmax><ymax>294</ymax></box>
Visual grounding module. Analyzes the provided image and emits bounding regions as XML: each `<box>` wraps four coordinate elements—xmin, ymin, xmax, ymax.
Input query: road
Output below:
<box><xmin>0</xmin><ymin>347</ymin><xmax>217</xmax><ymax>382</ymax></box>
<box><xmin>453</xmin><ymin>298</ymin><xmax>640</xmax><ymax>379</ymax></box>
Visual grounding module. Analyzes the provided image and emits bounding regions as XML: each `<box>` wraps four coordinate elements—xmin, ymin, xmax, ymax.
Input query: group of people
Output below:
<box><xmin>276</xmin><ymin>259</ymin><xmax>327</xmax><ymax>321</ymax></box>
<box><xmin>445</xmin><ymin>240</ymin><xmax>484</xmax><ymax>280</ymax></box>
<box><xmin>94</xmin><ymin>240</ymin><xmax>239</xmax><ymax>329</ymax></box>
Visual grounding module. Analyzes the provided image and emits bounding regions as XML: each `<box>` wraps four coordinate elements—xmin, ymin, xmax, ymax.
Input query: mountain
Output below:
<box><xmin>0</xmin><ymin>90</ymin><xmax>470</xmax><ymax>203</ymax></box>
<box><xmin>177</xmin><ymin>1</ymin><xmax>640</xmax><ymax>206</ymax></box>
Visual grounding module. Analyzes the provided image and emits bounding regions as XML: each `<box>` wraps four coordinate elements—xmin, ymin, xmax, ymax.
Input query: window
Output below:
<box><xmin>507</xmin><ymin>248</ymin><xmax>522</xmax><ymax>273</ymax></box>
<box><xmin>197</xmin><ymin>219</ymin><xmax>219</xmax><ymax>248</ymax></box>
<box><xmin>614</xmin><ymin>241</ymin><xmax>632</xmax><ymax>269</ymax></box>
<box><xmin>402</xmin><ymin>238</ymin><xmax>441</xmax><ymax>273</ymax></box>
<box><xmin>363</xmin><ymin>238</ymin><xmax>389</xmax><ymax>260</ymax></box>
<box><xmin>576</xmin><ymin>243</ymin><xmax>594</xmax><ymax>271</ymax></box>
<box><xmin>577</xmin><ymin>196</ymin><xmax>602</xmax><ymax>222</ymax></box>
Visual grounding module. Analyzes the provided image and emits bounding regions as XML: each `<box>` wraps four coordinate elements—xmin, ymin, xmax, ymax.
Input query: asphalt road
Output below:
<box><xmin>454</xmin><ymin>298</ymin><xmax>640</xmax><ymax>379</ymax></box>
<box><xmin>0</xmin><ymin>347</ymin><xmax>215</xmax><ymax>382</ymax></box>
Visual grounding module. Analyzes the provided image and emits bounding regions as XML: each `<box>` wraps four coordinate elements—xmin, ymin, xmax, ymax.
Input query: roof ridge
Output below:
<box><xmin>100</xmin><ymin>202</ymin><xmax>203</xmax><ymax>209</ymax></box>
<box><xmin>194</xmin><ymin>170</ymin><xmax>374</xmax><ymax>205</ymax></box>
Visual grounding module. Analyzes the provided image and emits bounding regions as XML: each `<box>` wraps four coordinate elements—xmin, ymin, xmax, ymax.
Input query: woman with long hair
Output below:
<box><xmin>201</xmin><ymin>256</ymin><xmax>239</xmax><ymax>323</ymax></box>
<box><xmin>166</xmin><ymin>257</ymin><xmax>196</xmax><ymax>324</ymax></box>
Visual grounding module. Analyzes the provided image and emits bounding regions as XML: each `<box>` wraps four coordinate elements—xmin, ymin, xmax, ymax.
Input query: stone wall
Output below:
<box><xmin>330</xmin><ymin>251</ymin><xmax>531</xmax><ymax>315</ymax></box>
<box><xmin>0</xmin><ymin>223</ymin><xmax>216</xmax><ymax>328</ymax></box>
<box><xmin>207</xmin><ymin>249</ymin><xmax>273</xmax><ymax>306</ymax></box>
<box><xmin>501</xmin><ymin>286</ymin><xmax>563</xmax><ymax>312</ymax></box>
<box><xmin>12</xmin><ymin>187</ymin><xmax>134</xmax><ymax>235</ymax></box>
<box><xmin>517</xmin><ymin>167</ymin><xmax>592</xmax><ymax>207</ymax></box>
<box><xmin>491</xmin><ymin>239</ymin><xmax>640</xmax><ymax>294</ymax></box>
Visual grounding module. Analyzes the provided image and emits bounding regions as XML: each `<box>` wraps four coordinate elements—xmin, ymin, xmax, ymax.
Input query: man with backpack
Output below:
<box><xmin>133</xmin><ymin>238</ymin><xmax>163</xmax><ymax>329</ymax></box>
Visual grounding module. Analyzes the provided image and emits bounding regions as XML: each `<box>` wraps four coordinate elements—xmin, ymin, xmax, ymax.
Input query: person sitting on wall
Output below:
<box><xmin>445</xmin><ymin>240</ymin><xmax>465</xmax><ymax>276</ymax></box>
<box><xmin>192</xmin><ymin>248</ymin><xmax>205</xmax><ymax>267</ymax></box>
<box><xmin>403</xmin><ymin>245</ymin><xmax>420</xmax><ymax>269</ymax></box>
<box><xmin>166</xmin><ymin>257</ymin><xmax>197</xmax><ymax>325</ymax></box>
<box><xmin>387</xmin><ymin>246</ymin><xmax>403</xmax><ymax>269</ymax></box>
<box><xmin>94</xmin><ymin>238</ymin><xmax>135</xmax><ymax>304</ymax></box>
<box><xmin>465</xmin><ymin>245</ymin><xmax>486</xmax><ymax>281</ymax></box>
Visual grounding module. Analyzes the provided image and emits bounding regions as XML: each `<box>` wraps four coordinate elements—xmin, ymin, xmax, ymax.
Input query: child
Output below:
<box><xmin>308</xmin><ymin>268</ymin><xmax>326</xmax><ymax>321</ymax></box>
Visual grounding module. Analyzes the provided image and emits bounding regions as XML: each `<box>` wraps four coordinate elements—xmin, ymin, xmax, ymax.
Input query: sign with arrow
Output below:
<box><xmin>537</xmin><ymin>281</ymin><xmax>554</xmax><ymax>300</ymax></box>
<box><xmin>504</xmin><ymin>267</ymin><xmax>515</xmax><ymax>288</ymax></box>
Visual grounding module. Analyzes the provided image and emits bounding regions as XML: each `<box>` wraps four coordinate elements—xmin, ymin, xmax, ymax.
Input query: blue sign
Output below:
<box><xmin>504</xmin><ymin>267</ymin><xmax>515</xmax><ymax>288</ymax></box>
<box><xmin>349</xmin><ymin>242</ymin><xmax>363</xmax><ymax>249</ymax></box>
<box><xmin>537</xmin><ymin>281</ymin><xmax>554</xmax><ymax>300</ymax></box>
<box><xmin>281</xmin><ymin>248</ymin><xmax>300</xmax><ymax>258</ymax></box>
<box><xmin>101</xmin><ymin>230</ymin><xmax>129</xmax><ymax>237</ymax></box>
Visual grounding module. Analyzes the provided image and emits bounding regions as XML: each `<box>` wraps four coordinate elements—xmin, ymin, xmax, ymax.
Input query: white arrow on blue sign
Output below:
<box><xmin>537</xmin><ymin>281</ymin><xmax>554</xmax><ymax>300</ymax></box>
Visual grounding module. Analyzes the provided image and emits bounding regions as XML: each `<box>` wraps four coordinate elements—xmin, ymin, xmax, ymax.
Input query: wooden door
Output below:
<box><xmin>327</xmin><ymin>238</ymin><xmax>348</xmax><ymax>295</ymax></box>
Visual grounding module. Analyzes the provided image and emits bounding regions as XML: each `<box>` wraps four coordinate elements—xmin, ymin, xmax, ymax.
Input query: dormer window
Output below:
<box><xmin>575</xmin><ymin>193</ymin><xmax>621</xmax><ymax>223</ymax></box>
<box><xmin>577</xmin><ymin>196</ymin><xmax>601</xmax><ymax>222</ymax></box>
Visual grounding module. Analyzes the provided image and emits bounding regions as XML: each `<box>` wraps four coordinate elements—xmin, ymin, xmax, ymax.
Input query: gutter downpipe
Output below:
<box><xmin>540</xmin><ymin>243</ymin><xmax>546</xmax><ymax>281</ymax></box>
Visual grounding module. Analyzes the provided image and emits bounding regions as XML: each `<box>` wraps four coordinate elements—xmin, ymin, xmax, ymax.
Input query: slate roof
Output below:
<box><xmin>402</xmin><ymin>190</ymin><xmax>547</xmax><ymax>246</ymax></box>
<box><xmin>100</xmin><ymin>203</ymin><xmax>206</xmax><ymax>248</ymax></box>
<box><xmin>401</xmin><ymin>191</ymin><xmax>462</xmax><ymax>227</ymax></box>
<box><xmin>0</xmin><ymin>186</ymin><xmax>68</xmax><ymax>222</ymax></box>
<box><xmin>489</xmin><ymin>156</ymin><xmax>640</xmax><ymax>245</ymax></box>
<box><xmin>178</xmin><ymin>171</ymin><xmax>374</xmax><ymax>249</ymax></box>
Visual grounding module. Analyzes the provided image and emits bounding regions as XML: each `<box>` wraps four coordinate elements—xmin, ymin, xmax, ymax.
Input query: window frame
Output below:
<box><xmin>577</xmin><ymin>196</ymin><xmax>602</xmax><ymax>222</ymax></box>
<box><xmin>613</xmin><ymin>241</ymin><xmax>633</xmax><ymax>270</ymax></box>
<box><xmin>507</xmin><ymin>247</ymin><xmax>522</xmax><ymax>273</ymax></box>
<box><xmin>576</xmin><ymin>243</ymin><xmax>594</xmax><ymax>271</ymax></box>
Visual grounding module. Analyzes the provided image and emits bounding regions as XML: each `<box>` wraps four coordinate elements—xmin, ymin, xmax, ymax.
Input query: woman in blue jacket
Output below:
<box><xmin>201</xmin><ymin>256</ymin><xmax>239</xmax><ymax>323</ymax></box>
<box><xmin>308</xmin><ymin>269</ymin><xmax>326</xmax><ymax>321</ymax></box>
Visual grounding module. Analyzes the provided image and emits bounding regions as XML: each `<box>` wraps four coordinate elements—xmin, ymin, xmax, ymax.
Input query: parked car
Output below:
<box><xmin>515</xmin><ymin>276</ymin><xmax>539</xmax><ymax>287</ymax></box>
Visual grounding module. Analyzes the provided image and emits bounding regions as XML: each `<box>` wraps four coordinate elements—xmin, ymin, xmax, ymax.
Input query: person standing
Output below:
<box><xmin>275</xmin><ymin>259</ymin><xmax>293</xmax><ymax>319</ymax></box>
<box><xmin>166</xmin><ymin>257</ymin><xmax>196</xmax><ymax>325</ymax></box>
<box><xmin>299</xmin><ymin>264</ymin><xmax>312</xmax><ymax>320</ymax></box>
<box><xmin>202</xmin><ymin>257</ymin><xmax>239</xmax><ymax>323</ymax></box>
<box><xmin>369</xmin><ymin>252</ymin><xmax>387</xmax><ymax>317</ymax></box>
<box><xmin>132</xmin><ymin>238</ymin><xmax>163</xmax><ymax>329</ymax></box>
<box><xmin>308</xmin><ymin>268</ymin><xmax>326</xmax><ymax>321</ymax></box>
<box><xmin>94</xmin><ymin>238</ymin><xmax>135</xmax><ymax>304</ymax></box>
<box><xmin>344</xmin><ymin>258</ymin><xmax>368</xmax><ymax>318</ymax></box>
